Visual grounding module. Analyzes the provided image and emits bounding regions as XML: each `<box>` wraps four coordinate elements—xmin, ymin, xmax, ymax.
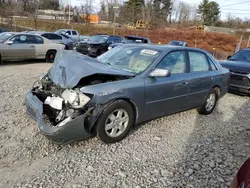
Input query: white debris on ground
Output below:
<box><xmin>0</xmin><ymin>61</ymin><xmax>250</xmax><ymax>188</ymax></box>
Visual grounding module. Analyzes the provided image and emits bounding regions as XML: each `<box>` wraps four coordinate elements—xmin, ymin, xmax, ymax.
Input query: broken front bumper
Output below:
<box><xmin>25</xmin><ymin>91</ymin><xmax>93</xmax><ymax>144</ymax></box>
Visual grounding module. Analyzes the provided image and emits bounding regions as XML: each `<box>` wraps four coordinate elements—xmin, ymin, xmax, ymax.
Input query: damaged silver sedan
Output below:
<box><xmin>25</xmin><ymin>45</ymin><xmax>229</xmax><ymax>144</ymax></box>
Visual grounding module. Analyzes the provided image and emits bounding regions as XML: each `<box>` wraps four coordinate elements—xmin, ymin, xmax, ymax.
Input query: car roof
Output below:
<box><xmin>125</xmin><ymin>35</ymin><xmax>148</xmax><ymax>40</ymax></box>
<box><xmin>169</xmin><ymin>40</ymin><xmax>187</xmax><ymax>43</ymax></box>
<box><xmin>92</xmin><ymin>34</ymin><xmax>120</xmax><ymax>37</ymax></box>
<box><xmin>122</xmin><ymin>44</ymin><xmax>206</xmax><ymax>52</ymax></box>
<box><xmin>0</xmin><ymin>32</ymin><xmax>18</xmax><ymax>35</ymax></box>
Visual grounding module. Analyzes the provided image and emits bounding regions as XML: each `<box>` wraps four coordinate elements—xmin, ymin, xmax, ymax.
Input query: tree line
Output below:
<box><xmin>0</xmin><ymin>0</ymin><xmax>249</xmax><ymax>30</ymax></box>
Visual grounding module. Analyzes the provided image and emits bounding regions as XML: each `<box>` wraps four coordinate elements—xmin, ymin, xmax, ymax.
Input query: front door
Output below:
<box><xmin>144</xmin><ymin>50</ymin><xmax>190</xmax><ymax>120</ymax></box>
<box><xmin>3</xmin><ymin>34</ymin><xmax>35</xmax><ymax>60</ymax></box>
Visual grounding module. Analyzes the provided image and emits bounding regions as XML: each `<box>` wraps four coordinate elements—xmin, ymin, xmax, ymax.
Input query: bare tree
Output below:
<box><xmin>79</xmin><ymin>0</ymin><xmax>93</xmax><ymax>24</ymax></box>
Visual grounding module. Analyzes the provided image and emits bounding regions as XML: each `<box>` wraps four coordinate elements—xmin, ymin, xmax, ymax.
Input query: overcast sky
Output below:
<box><xmin>71</xmin><ymin>0</ymin><xmax>250</xmax><ymax>20</ymax></box>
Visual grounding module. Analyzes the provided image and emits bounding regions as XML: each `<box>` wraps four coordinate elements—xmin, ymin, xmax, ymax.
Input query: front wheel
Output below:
<box><xmin>96</xmin><ymin>100</ymin><xmax>135</xmax><ymax>143</ymax></box>
<box><xmin>197</xmin><ymin>88</ymin><xmax>219</xmax><ymax>115</ymax></box>
<box><xmin>45</xmin><ymin>50</ymin><xmax>56</xmax><ymax>63</ymax></box>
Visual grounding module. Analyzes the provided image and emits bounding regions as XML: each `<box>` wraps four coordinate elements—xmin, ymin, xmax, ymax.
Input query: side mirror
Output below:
<box><xmin>6</xmin><ymin>41</ymin><xmax>13</xmax><ymax>45</ymax></box>
<box><xmin>227</xmin><ymin>55</ymin><xmax>232</xmax><ymax>60</ymax></box>
<box><xmin>149</xmin><ymin>69</ymin><xmax>170</xmax><ymax>77</ymax></box>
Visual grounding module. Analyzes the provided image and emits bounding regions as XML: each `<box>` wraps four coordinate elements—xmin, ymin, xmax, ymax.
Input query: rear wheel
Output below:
<box><xmin>64</xmin><ymin>45</ymin><xmax>69</xmax><ymax>50</ymax></box>
<box><xmin>45</xmin><ymin>50</ymin><xmax>56</xmax><ymax>63</ymax></box>
<box><xmin>0</xmin><ymin>54</ymin><xmax>2</xmax><ymax>64</ymax></box>
<box><xmin>96</xmin><ymin>100</ymin><xmax>135</xmax><ymax>143</ymax></box>
<box><xmin>197</xmin><ymin>88</ymin><xmax>219</xmax><ymax>115</ymax></box>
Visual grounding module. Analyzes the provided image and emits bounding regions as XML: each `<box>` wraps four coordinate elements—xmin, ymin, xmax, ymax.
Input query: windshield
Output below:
<box><xmin>97</xmin><ymin>46</ymin><xmax>161</xmax><ymax>74</ymax></box>
<box><xmin>121</xmin><ymin>37</ymin><xmax>144</xmax><ymax>44</ymax></box>
<box><xmin>0</xmin><ymin>33</ymin><xmax>14</xmax><ymax>42</ymax></box>
<box><xmin>55</xmin><ymin>29</ymin><xmax>66</xmax><ymax>34</ymax></box>
<box><xmin>89</xmin><ymin>35</ymin><xmax>108</xmax><ymax>43</ymax></box>
<box><xmin>229</xmin><ymin>50</ymin><xmax>250</xmax><ymax>62</ymax></box>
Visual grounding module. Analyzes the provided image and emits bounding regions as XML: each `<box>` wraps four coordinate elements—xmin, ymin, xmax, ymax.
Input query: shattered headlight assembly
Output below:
<box><xmin>61</xmin><ymin>89</ymin><xmax>91</xmax><ymax>109</ymax></box>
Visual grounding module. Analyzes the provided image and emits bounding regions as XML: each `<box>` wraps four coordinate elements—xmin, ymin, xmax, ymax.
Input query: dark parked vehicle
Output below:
<box><xmin>108</xmin><ymin>35</ymin><xmax>151</xmax><ymax>50</ymax></box>
<box><xmin>76</xmin><ymin>35</ymin><xmax>122</xmax><ymax>57</ymax></box>
<box><xmin>220</xmin><ymin>48</ymin><xmax>250</xmax><ymax>95</ymax></box>
<box><xmin>231</xmin><ymin>157</ymin><xmax>250</xmax><ymax>188</ymax></box>
<box><xmin>25</xmin><ymin>45</ymin><xmax>229</xmax><ymax>144</ymax></box>
<box><xmin>168</xmin><ymin>40</ymin><xmax>188</xmax><ymax>47</ymax></box>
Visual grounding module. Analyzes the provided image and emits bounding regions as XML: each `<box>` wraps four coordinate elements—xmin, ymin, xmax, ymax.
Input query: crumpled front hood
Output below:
<box><xmin>48</xmin><ymin>51</ymin><xmax>135</xmax><ymax>88</ymax></box>
<box><xmin>219</xmin><ymin>60</ymin><xmax>250</xmax><ymax>73</ymax></box>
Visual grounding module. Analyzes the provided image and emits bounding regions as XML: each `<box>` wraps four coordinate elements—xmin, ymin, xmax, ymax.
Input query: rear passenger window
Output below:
<box><xmin>50</xmin><ymin>34</ymin><xmax>62</xmax><ymax>40</ymax></box>
<box><xmin>41</xmin><ymin>33</ymin><xmax>50</xmax><ymax>39</ymax></box>
<box><xmin>189</xmin><ymin>51</ymin><xmax>210</xmax><ymax>72</ymax></box>
<box><xmin>209</xmin><ymin>59</ymin><xmax>218</xmax><ymax>71</ymax></box>
<box><xmin>72</xmin><ymin>31</ymin><xmax>77</xmax><ymax>35</ymax></box>
<box><xmin>35</xmin><ymin>36</ymin><xmax>44</xmax><ymax>44</ymax></box>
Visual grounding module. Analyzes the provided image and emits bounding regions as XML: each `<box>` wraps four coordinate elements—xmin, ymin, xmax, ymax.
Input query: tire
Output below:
<box><xmin>96</xmin><ymin>100</ymin><xmax>135</xmax><ymax>144</ymax></box>
<box><xmin>45</xmin><ymin>50</ymin><xmax>56</xmax><ymax>63</ymax></box>
<box><xmin>197</xmin><ymin>88</ymin><xmax>219</xmax><ymax>115</ymax></box>
<box><xmin>64</xmin><ymin>45</ymin><xmax>69</xmax><ymax>50</ymax></box>
<box><xmin>0</xmin><ymin>54</ymin><xmax>2</xmax><ymax>64</ymax></box>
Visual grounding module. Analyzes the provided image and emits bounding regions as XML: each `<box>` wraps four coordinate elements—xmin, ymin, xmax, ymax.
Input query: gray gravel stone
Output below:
<box><xmin>209</xmin><ymin>161</ymin><xmax>215</xmax><ymax>168</ymax></box>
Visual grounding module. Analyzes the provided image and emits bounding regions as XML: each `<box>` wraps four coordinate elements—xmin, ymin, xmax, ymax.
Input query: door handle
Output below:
<box><xmin>30</xmin><ymin>46</ymin><xmax>35</xmax><ymax>48</ymax></box>
<box><xmin>210</xmin><ymin>77</ymin><xmax>214</xmax><ymax>80</ymax></box>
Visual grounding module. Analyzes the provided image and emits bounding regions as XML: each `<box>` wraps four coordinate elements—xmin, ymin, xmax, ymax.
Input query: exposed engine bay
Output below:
<box><xmin>32</xmin><ymin>73</ymin><xmax>132</xmax><ymax>128</ymax></box>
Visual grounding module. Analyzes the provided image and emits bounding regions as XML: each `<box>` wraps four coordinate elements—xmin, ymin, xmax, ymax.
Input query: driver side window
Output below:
<box><xmin>157</xmin><ymin>51</ymin><xmax>187</xmax><ymax>74</ymax></box>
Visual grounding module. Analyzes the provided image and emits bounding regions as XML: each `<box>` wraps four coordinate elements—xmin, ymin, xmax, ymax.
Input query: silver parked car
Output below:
<box><xmin>0</xmin><ymin>33</ymin><xmax>64</xmax><ymax>63</ymax></box>
<box><xmin>27</xmin><ymin>31</ymin><xmax>74</xmax><ymax>50</ymax></box>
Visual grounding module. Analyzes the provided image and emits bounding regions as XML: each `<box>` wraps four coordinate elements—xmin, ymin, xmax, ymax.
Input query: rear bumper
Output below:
<box><xmin>25</xmin><ymin>91</ymin><xmax>93</xmax><ymax>144</ymax></box>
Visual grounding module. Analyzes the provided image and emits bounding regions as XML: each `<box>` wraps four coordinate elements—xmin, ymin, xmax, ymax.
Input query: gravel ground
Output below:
<box><xmin>0</xmin><ymin>61</ymin><xmax>250</xmax><ymax>188</ymax></box>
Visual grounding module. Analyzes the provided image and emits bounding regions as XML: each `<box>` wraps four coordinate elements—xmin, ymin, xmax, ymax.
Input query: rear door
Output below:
<box><xmin>33</xmin><ymin>35</ymin><xmax>47</xmax><ymax>59</ymax></box>
<box><xmin>187</xmin><ymin>50</ymin><xmax>217</xmax><ymax>107</ymax></box>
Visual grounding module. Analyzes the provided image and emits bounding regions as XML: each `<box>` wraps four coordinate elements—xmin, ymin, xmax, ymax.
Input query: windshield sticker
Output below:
<box><xmin>140</xmin><ymin>49</ymin><xmax>158</xmax><ymax>56</ymax></box>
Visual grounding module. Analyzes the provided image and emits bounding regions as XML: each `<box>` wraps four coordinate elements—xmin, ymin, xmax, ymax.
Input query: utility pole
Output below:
<box><xmin>235</xmin><ymin>35</ymin><xmax>243</xmax><ymax>53</ymax></box>
<box><xmin>113</xmin><ymin>0</ymin><xmax>119</xmax><ymax>35</ymax></box>
<box><xmin>67</xmin><ymin>0</ymin><xmax>71</xmax><ymax>24</ymax></box>
<box><xmin>247</xmin><ymin>36</ymin><xmax>250</xmax><ymax>48</ymax></box>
